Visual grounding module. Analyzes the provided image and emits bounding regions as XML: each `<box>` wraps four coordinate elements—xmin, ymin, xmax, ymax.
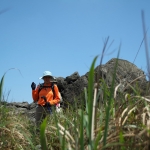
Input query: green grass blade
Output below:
<box><xmin>0</xmin><ymin>68</ymin><xmax>22</xmax><ymax>103</ymax></box>
<box><xmin>79</xmin><ymin>109</ymin><xmax>84</xmax><ymax>150</ymax></box>
<box><xmin>103</xmin><ymin>48</ymin><xmax>120</xmax><ymax>147</ymax></box>
<box><xmin>119</xmin><ymin>131</ymin><xmax>125</xmax><ymax>150</ymax></box>
<box><xmin>94</xmin><ymin>128</ymin><xmax>103</xmax><ymax>150</ymax></box>
<box><xmin>87</xmin><ymin>56</ymin><xmax>98</xmax><ymax>146</ymax></box>
<box><xmin>84</xmin><ymin>87</ymin><xmax>88</xmax><ymax>115</ymax></box>
<box><xmin>0</xmin><ymin>75</ymin><xmax>5</xmax><ymax>102</ymax></box>
<box><xmin>40</xmin><ymin>117</ymin><xmax>48</xmax><ymax>150</ymax></box>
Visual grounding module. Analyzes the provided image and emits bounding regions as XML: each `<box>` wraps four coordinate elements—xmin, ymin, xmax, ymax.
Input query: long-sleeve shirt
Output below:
<box><xmin>32</xmin><ymin>83</ymin><xmax>60</xmax><ymax>106</ymax></box>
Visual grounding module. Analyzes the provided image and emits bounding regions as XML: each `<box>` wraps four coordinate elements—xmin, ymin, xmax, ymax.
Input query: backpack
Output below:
<box><xmin>38</xmin><ymin>83</ymin><xmax>63</xmax><ymax>103</ymax></box>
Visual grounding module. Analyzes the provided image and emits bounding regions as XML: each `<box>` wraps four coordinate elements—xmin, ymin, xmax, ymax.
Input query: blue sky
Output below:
<box><xmin>0</xmin><ymin>0</ymin><xmax>150</xmax><ymax>103</ymax></box>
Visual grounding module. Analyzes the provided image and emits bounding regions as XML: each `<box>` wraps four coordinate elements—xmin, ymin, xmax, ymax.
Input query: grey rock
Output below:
<box><xmin>9</xmin><ymin>107</ymin><xmax>27</xmax><ymax>115</ymax></box>
<box><xmin>94</xmin><ymin>58</ymin><xmax>148</xmax><ymax>95</ymax></box>
<box><xmin>29</xmin><ymin>102</ymin><xmax>37</xmax><ymax>109</ymax></box>
<box><xmin>65</xmin><ymin>72</ymin><xmax>80</xmax><ymax>84</ymax></box>
<box><xmin>8</xmin><ymin>102</ymin><xmax>30</xmax><ymax>109</ymax></box>
<box><xmin>62</xmin><ymin>75</ymin><xmax>88</xmax><ymax>106</ymax></box>
<box><xmin>56</xmin><ymin>77</ymin><xmax>67</xmax><ymax>92</ymax></box>
<box><xmin>27</xmin><ymin>107</ymin><xmax>36</xmax><ymax>119</ymax></box>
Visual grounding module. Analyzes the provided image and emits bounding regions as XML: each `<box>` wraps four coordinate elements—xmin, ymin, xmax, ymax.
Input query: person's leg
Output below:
<box><xmin>35</xmin><ymin>106</ymin><xmax>46</xmax><ymax>128</ymax></box>
<box><xmin>35</xmin><ymin>106</ymin><xmax>51</xmax><ymax>133</ymax></box>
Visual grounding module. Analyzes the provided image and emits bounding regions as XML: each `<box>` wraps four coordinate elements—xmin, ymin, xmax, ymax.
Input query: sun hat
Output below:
<box><xmin>39</xmin><ymin>71</ymin><xmax>54</xmax><ymax>79</ymax></box>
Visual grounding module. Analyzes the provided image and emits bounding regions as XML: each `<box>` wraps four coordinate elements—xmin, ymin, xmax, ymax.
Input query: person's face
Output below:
<box><xmin>43</xmin><ymin>76</ymin><xmax>51</xmax><ymax>84</ymax></box>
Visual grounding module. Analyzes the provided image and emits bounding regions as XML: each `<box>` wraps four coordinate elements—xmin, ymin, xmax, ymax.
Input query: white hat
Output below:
<box><xmin>39</xmin><ymin>71</ymin><xmax>54</xmax><ymax>79</ymax></box>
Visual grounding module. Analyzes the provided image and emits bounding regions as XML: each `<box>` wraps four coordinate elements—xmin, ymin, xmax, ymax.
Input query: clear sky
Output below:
<box><xmin>0</xmin><ymin>0</ymin><xmax>150</xmax><ymax>104</ymax></box>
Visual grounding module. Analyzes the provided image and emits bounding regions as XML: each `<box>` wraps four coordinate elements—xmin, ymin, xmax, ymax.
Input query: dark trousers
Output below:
<box><xmin>35</xmin><ymin>105</ymin><xmax>51</xmax><ymax>127</ymax></box>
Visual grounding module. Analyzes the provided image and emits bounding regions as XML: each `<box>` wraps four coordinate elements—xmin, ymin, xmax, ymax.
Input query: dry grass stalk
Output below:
<box><xmin>134</xmin><ymin>96</ymin><xmax>150</xmax><ymax>102</ymax></box>
<box><xmin>49</xmin><ymin>124</ymin><xmax>75</xmax><ymax>149</ymax></box>
<box><xmin>114</xmin><ymin>83</ymin><xmax>122</xmax><ymax>100</ymax></box>
<box><xmin>147</xmin><ymin>120</ymin><xmax>150</xmax><ymax>137</ymax></box>
<box><xmin>91</xmin><ymin>84</ymin><xmax>98</xmax><ymax>140</ymax></box>
<box><xmin>123</xmin><ymin>75</ymin><xmax>145</xmax><ymax>92</ymax></box>
<box><xmin>122</xmin><ymin>106</ymin><xmax>137</xmax><ymax>125</ymax></box>
<box><xmin>57</xmin><ymin>123</ymin><xmax>75</xmax><ymax>143</ymax></box>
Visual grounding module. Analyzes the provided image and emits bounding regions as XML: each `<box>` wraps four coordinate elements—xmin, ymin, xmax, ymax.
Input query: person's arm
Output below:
<box><xmin>49</xmin><ymin>84</ymin><xmax>60</xmax><ymax>105</ymax></box>
<box><xmin>32</xmin><ymin>86</ymin><xmax>40</xmax><ymax>102</ymax></box>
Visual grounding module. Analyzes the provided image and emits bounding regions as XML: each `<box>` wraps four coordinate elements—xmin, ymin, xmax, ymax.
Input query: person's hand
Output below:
<box><xmin>46</xmin><ymin>102</ymin><xmax>51</xmax><ymax>107</ymax></box>
<box><xmin>31</xmin><ymin>82</ymin><xmax>36</xmax><ymax>90</ymax></box>
<box><xmin>41</xmin><ymin>96</ymin><xmax>47</xmax><ymax>102</ymax></box>
<box><xmin>41</xmin><ymin>96</ymin><xmax>51</xmax><ymax>107</ymax></box>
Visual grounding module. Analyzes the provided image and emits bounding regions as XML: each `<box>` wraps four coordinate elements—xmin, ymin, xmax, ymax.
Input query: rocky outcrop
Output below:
<box><xmin>95</xmin><ymin>58</ymin><xmax>149</xmax><ymax>95</ymax></box>
<box><xmin>2</xmin><ymin>58</ymin><xmax>150</xmax><ymax>122</ymax></box>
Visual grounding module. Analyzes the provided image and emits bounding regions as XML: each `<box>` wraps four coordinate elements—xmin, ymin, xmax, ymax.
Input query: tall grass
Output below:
<box><xmin>1</xmin><ymin>52</ymin><xmax>150</xmax><ymax>149</ymax></box>
<box><xmin>0</xmin><ymin>70</ymin><xmax>35</xmax><ymax>150</ymax></box>
<box><xmin>0</xmin><ymin>74</ymin><xmax>4</xmax><ymax>102</ymax></box>
<box><xmin>38</xmin><ymin>50</ymin><xmax>150</xmax><ymax>150</ymax></box>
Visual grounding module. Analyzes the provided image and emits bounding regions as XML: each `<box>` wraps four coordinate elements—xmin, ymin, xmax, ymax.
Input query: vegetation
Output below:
<box><xmin>1</xmin><ymin>52</ymin><xmax>150</xmax><ymax>150</ymax></box>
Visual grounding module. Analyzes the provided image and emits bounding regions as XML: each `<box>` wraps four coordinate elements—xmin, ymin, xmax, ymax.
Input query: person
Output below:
<box><xmin>31</xmin><ymin>71</ymin><xmax>60</xmax><ymax>127</ymax></box>
<box><xmin>50</xmin><ymin>77</ymin><xmax>63</xmax><ymax>113</ymax></box>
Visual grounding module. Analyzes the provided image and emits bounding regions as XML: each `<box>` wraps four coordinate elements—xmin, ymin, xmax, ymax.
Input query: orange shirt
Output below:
<box><xmin>32</xmin><ymin>83</ymin><xmax>60</xmax><ymax>106</ymax></box>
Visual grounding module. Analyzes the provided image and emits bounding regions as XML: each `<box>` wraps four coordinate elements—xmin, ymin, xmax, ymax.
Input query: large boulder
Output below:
<box><xmin>62</xmin><ymin>75</ymin><xmax>88</xmax><ymax>107</ymax></box>
<box><xmin>56</xmin><ymin>77</ymin><xmax>67</xmax><ymax>92</ymax></box>
<box><xmin>53</xmin><ymin>72</ymin><xmax>88</xmax><ymax>107</ymax></box>
<box><xmin>94</xmin><ymin>58</ymin><xmax>148</xmax><ymax>95</ymax></box>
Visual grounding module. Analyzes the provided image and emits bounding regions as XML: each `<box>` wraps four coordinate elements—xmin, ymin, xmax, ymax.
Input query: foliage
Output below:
<box><xmin>1</xmin><ymin>55</ymin><xmax>150</xmax><ymax>149</ymax></box>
